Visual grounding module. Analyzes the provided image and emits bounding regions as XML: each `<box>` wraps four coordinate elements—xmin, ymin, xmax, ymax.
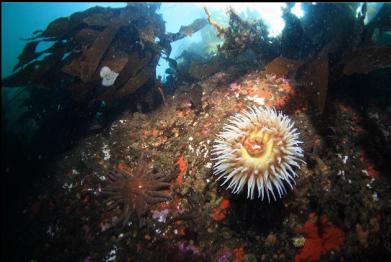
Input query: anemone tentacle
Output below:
<box><xmin>212</xmin><ymin>106</ymin><xmax>304</xmax><ymax>201</ymax></box>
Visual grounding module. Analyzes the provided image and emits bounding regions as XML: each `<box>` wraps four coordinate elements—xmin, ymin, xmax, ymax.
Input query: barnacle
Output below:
<box><xmin>103</xmin><ymin>154</ymin><xmax>172</xmax><ymax>227</ymax></box>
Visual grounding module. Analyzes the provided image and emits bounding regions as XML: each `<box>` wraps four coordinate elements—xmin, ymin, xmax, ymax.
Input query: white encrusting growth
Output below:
<box><xmin>100</xmin><ymin>66</ymin><xmax>119</xmax><ymax>87</ymax></box>
<box><xmin>212</xmin><ymin>106</ymin><xmax>304</xmax><ymax>201</ymax></box>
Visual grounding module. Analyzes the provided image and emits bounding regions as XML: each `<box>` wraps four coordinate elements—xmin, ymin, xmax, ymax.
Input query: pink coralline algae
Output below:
<box><xmin>230</xmin><ymin>82</ymin><xmax>241</xmax><ymax>91</ymax></box>
<box><xmin>178</xmin><ymin>241</ymin><xmax>202</xmax><ymax>256</ymax></box>
<box><xmin>152</xmin><ymin>209</ymin><xmax>170</xmax><ymax>223</ymax></box>
<box><xmin>215</xmin><ymin>248</ymin><xmax>233</xmax><ymax>262</ymax></box>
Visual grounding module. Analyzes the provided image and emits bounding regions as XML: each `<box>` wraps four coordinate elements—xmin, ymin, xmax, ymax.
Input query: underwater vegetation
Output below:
<box><xmin>2</xmin><ymin>2</ymin><xmax>391</xmax><ymax>262</ymax></box>
<box><xmin>2</xmin><ymin>3</ymin><xmax>208</xmax><ymax>136</ymax></box>
<box><xmin>294</xmin><ymin>212</ymin><xmax>346</xmax><ymax>262</ymax></box>
<box><xmin>206</xmin><ymin>6</ymin><xmax>279</xmax><ymax>61</ymax></box>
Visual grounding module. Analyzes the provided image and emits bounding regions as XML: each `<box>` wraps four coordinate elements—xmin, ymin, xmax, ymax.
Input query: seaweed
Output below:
<box><xmin>2</xmin><ymin>3</ymin><xmax>207</xmax><ymax>108</ymax></box>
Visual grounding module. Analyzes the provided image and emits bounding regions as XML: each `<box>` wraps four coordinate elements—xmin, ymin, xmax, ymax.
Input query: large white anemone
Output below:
<box><xmin>212</xmin><ymin>106</ymin><xmax>304</xmax><ymax>201</ymax></box>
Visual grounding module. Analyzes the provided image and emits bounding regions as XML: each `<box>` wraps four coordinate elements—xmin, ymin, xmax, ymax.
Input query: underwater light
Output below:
<box><xmin>196</xmin><ymin>2</ymin><xmax>287</xmax><ymax>37</ymax></box>
<box><xmin>157</xmin><ymin>2</ymin><xmax>291</xmax><ymax>79</ymax></box>
<box><xmin>356</xmin><ymin>2</ymin><xmax>384</xmax><ymax>25</ymax></box>
<box><xmin>291</xmin><ymin>3</ymin><xmax>305</xmax><ymax>18</ymax></box>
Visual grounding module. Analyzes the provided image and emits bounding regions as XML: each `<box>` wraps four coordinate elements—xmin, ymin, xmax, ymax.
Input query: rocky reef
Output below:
<box><xmin>2</xmin><ymin>3</ymin><xmax>391</xmax><ymax>261</ymax></box>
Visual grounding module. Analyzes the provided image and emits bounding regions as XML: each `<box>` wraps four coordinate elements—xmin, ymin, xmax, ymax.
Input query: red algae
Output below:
<box><xmin>367</xmin><ymin>165</ymin><xmax>380</xmax><ymax>178</ymax></box>
<box><xmin>295</xmin><ymin>212</ymin><xmax>346</xmax><ymax>262</ymax></box>
<box><xmin>143</xmin><ymin>128</ymin><xmax>161</xmax><ymax>137</ymax></box>
<box><xmin>116</xmin><ymin>162</ymin><xmax>127</xmax><ymax>171</ymax></box>
<box><xmin>247</xmin><ymin>88</ymin><xmax>273</xmax><ymax>99</ymax></box>
<box><xmin>279</xmin><ymin>81</ymin><xmax>295</xmax><ymax>94</ymax></box>
<box><xmin>275</xmin><ymin>96</ymin><xmax>289</xmax><ymax>108</ymax></box>
<box><xmin>176</xmin><ymin>174</ymin><xmax>184</xmax><ymax>185</ymax></box>
<box><xmin>233</xmin><ymin>247</ymin><xmax>244</xmax><ymax>262</ymax></box>
<box><xmin>359</xmin><ymin>152</ymin><xmax>380</xmax><ymax>178</ymax></box>
<box><xmin>175</xmin><ymin>220</ymin><xmax>187</xmax><ymax>236</ymax></box>
<box><xmin>211</xmin><ymin>198</ymin><xmax>231</xmax><ymax>221</ymax></box>
<box><xmin>338</xmin><ymin>102</ymin><xmax>355</xmax><ymax>113</ymax></box>
<box><xmin>176</xmin><ymin>155</ymin><xmax>188</xmax><ymax>174</ymax></box>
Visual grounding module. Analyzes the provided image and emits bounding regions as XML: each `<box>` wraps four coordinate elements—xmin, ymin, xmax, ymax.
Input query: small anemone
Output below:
<box><xmin>100</xmin><ymin>66</ymin><xmax>119</xmax><ymax>87</ymax></box>
<box><xmin>102</xmin><ymin>154</ymin><xmax>173</xmax><ymax>227</ymax></box>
